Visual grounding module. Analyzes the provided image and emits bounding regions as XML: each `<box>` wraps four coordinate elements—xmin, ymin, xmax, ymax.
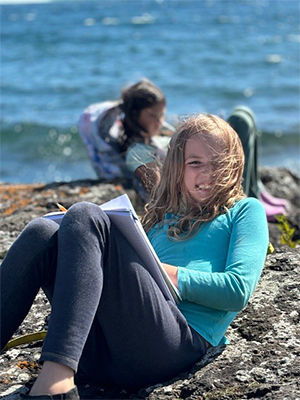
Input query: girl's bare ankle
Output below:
<box><xmin>29</xmin><ymin>361</ymin><xmax>75</xmax><ymax>396</ymax></box>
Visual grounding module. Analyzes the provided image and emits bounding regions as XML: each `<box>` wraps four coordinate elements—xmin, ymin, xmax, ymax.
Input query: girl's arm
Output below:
<box><xmin>176</xmin><ymin>199</ymin><xmax>269</xmax><ymax>312</ymax></box>
<box><xmin>135</xmin><ymin>162</ymin><xmax>160</xmax><ymax>194</ymax></box>
<box><xmin>126</xmin><ymin>144</ymin><xmax>161</xmax><ymax>193</ymax></box>
<box><xmin>161</xmin><ymin>263</ymin><xmax>178</xmax><ymax>288</ymax></box>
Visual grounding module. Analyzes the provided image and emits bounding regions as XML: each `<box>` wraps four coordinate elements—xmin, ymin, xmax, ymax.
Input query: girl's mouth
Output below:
<box><xmin>192</xmin><ymin>184</ymin><xmax>211</xmax><ymax>192</ymax></box>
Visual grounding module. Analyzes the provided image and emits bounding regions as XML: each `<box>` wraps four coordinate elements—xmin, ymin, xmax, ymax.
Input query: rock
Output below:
<box><xmin>0</xmin><ymin>167</ymin><xmax>299</xmax><ymax>399</ymax></box>
<box><xmin>260</xmin><ymin>166</ymin><xmax>300</xmax><ymax>247</ymax></box>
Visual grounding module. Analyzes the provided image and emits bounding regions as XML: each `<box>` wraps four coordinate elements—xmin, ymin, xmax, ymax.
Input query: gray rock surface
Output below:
<box><xmin>0</xmin><ymin>167</ymin><xmax>299</xmax><ymax>399</ymax></box>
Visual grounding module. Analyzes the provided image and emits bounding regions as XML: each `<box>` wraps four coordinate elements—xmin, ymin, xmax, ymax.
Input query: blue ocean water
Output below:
<box><xmin>1</xmin><ymin>0</ymin><xmax>299</xmax><ymax>184</ymax></box>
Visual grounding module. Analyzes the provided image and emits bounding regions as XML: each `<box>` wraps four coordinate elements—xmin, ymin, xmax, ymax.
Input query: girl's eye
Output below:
<box><xmin>188</xmin><ymin>161</ymin><xmax>201</xmax><ymax>165</ymax></box>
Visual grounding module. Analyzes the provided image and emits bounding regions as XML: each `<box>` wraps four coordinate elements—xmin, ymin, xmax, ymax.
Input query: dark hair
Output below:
<box><xmin>120</xmin><ymin>78</ymin><xmax>165</xmax><ymax>119</ymax></box>
<box><xmin>118</xmin><ymin>79</ymin><xmax>166</xmax><ymax>149</ymax></box>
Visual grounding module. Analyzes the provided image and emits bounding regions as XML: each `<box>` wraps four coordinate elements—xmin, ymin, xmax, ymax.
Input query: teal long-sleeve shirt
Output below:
<box><xmin>147</xmin><ymin>197</ymin><xmax>269</xmax><ymax>346</ymax></box>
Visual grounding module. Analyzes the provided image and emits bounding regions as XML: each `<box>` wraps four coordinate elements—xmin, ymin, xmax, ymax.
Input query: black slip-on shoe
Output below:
<box><xmin>22</xmin><ymin>386</ymin><xmax>79</xmax><ymax>400</ymax></box>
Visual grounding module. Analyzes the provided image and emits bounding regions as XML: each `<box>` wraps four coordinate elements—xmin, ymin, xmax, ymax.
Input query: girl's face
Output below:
<box><xmin>183</xmin><ymin>133</ymin><xmax>216</xmax><ymax>204</ymax></box>
<box><xmin>137</xmin><ymin>102</ymin><xmax>165</xmax><ymax>137</ymax></box>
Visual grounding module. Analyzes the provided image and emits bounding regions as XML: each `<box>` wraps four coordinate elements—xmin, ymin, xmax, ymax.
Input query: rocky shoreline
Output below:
<box><xmin>0</xmin><ymin>167</ymin><xmax>299</xmax><ymax>400</ymax></box>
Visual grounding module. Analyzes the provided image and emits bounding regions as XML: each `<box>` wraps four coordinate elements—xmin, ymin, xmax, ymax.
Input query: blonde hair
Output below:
<box><xmin>141</xmin><ymin>113</ymin><xmax>245</xmax><ymax>240</ymax></box>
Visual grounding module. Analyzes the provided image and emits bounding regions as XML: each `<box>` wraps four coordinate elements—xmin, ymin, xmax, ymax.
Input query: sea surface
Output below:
<box><xmin>1</xmin><ymin>0</ymin><xmax>299</xmax><ymax>184</ymax></box>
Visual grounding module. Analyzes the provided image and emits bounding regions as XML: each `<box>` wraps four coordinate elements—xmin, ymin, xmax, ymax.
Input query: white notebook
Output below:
<box><xmin>44</xmin><ymin>194</ymin><xmax>182</xmax><ymax>305</ymax></box>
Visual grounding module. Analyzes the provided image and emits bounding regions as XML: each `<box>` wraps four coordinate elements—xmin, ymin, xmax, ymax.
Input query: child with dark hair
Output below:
<box><xmin>119</xmin><ymin>79</ymin><xmax>169</xmax><ymax>195</ymax></box>
<box><xmin>78</xmin><ymin>78</ymin><xmax>172</xmax><ymax>198</ymax></box>
<box><xmin>119</xmin><ymin>78</ymin><xmax>166</xmax><ymax>148</ymax></box>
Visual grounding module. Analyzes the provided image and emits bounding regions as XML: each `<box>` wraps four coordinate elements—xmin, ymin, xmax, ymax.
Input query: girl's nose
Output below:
<box><xmin>156</xmin><ymin>114</ymin><xmax>164</xmax><ymax>124</ymax></box>
<box><xmin>200</xmin><ymin>163</ymin><xmax>212</xmax><ymax>175</ymax></box>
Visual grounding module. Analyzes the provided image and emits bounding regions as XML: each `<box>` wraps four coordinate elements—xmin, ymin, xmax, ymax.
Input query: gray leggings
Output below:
<box><xmin>0</xmin><ymin>202</ymin><xmax>207</xmax><ymax>390</ymax></box>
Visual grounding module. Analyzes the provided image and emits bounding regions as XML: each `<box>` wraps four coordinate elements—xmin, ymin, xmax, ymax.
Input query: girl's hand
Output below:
<box><xmin>135</xmin><ymin>161</ymin><xmax>160</xmax><ymax>194</ymax></box>
<box><xmin>162</xmin><ymin>263</ymin><xmax>178</xmax><ymax>289</ymax></box>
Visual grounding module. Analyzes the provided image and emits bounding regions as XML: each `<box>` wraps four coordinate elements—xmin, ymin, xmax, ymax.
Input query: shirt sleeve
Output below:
<box><xmin>177</xmin><ymin>198</ymin><xmax>269</xmax><ymax>312</ymax></box>
<box><xmin>125</xmin><ymin>143</ymin><xmax>156</xmax><ymax>173</ymax></box>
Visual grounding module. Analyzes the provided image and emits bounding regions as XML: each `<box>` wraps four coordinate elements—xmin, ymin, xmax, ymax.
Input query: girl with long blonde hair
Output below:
<box><xmin>142</xmin><ymin>113</ymin><xmax>246</xmax><ymax>239</ymax></box>
<box><xmin>1</xmin><ymin>114</ymin><xmax>268</xmax><ymax>400</ymax></box>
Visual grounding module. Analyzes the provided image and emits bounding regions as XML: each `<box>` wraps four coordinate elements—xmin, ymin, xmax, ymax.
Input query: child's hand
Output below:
<box><xmin>162</xmin><ymin>263</ymin><xmax>178</xmax><ymax>289</ymax></box>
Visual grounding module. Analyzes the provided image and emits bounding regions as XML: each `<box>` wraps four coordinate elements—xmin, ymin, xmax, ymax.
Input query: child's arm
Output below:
<box><xmin>177</xmin><ymin>199</ymin><xmax>269</xmax><ymax>312</ymax></box>
<box><xmin>161</xmin><ymin>263</ymin><xmax>178</xmax><ymax>289</ymax></box>
<box><xmin>135</xmin><ymin>162</ymin><xmax>161</xmax><ymax>194</ymax></box>
<box><xmin>125</xmin><ymin>143</ymin><xmax>162</xmax><ymax>194</ymax></box>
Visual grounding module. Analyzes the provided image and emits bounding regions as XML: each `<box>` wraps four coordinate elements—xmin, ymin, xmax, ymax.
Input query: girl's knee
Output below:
<box><xmin>62</xmin><ymin>202</ymin><xmax>109</xmax><ymax>227</ymax></box>
<box><xmin>66</xmin><ymin>201</ymin><xmax>100</xmax><ymax>218</ymax></box>
<box><xmin>21</xmin><ymin>217</ymin><xmax>58</xmax><ymax>244</ymax></box>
